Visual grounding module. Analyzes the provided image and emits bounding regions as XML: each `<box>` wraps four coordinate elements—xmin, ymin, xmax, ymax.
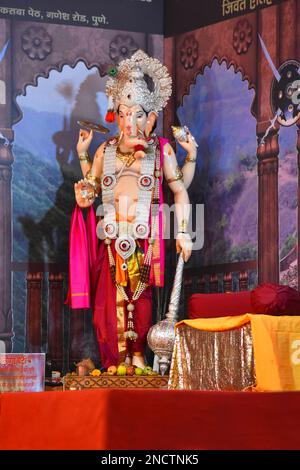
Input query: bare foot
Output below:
<box><xmin>132</xmin><ymin>355</ymin><xmax>146</xmax><ymax>369</ymax></box>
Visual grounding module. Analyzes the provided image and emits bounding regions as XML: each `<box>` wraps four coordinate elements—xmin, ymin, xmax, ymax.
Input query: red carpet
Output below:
<box><xmin>0</xmin><ymin>388</ymin><xmax>300</xmax><ymax>450</ymax></box>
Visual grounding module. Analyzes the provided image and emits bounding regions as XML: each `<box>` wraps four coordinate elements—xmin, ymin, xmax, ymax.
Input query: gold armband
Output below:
<box><xmin>185</xmin><ymin>155</ymin><xmax>197</xmax><ymax>163</ymax></box>
<box><xmin>166</xmin><ymin>166</ymin><xmax>183</xmax><ymax>184</ymax></box>
<box><xmin>79</xmin><ymin>152</ymin><xmax>91</xmax><ymax>163</ymax></box>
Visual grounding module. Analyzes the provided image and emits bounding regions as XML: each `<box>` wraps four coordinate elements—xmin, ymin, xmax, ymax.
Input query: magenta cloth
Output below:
<box><xmin>148</xmin><ymin>136</ymin><xmax>167</xmax><ymax>287</ymax></box>
<box><xmin>65</xmin><ymin>205</ymin><xmax>91</xmax><ymax>309</ymax></box>
<box><xmin>86</xmin><ymin>205</ymin><xmax>99</xmax><ymax>302</ymax></box>
<box><xmin>86</xmin><ymin>205</ymin><xmax>98</xmax><ymax>269</ymax></box>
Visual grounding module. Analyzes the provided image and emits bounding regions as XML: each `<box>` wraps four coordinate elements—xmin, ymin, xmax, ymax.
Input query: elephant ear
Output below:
<box><xmin>145</xmin><ymin>111</ymin><xmax>157</xmax><ymax>137</ymax></box>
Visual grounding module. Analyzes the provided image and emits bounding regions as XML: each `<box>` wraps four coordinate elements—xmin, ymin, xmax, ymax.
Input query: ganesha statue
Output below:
<box><xmin>66</xmin><ymin>50</ymin><xmax>197</xmax><ymax>370</ymax></box>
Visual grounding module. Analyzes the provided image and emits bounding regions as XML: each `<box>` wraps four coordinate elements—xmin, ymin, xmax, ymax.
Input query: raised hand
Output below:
<box><xmin>177</xmin><ymin>130</ymin><xmax>198</xmax><ymax>158</ymax></box>
<box><xmin>76</xmin><ymin>129</ymin><xmax>93</xmax><ymax>156</ymax></box>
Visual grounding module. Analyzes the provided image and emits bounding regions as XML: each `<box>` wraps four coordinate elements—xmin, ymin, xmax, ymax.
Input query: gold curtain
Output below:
<box><xmin>169</xmin><ymin>323</ymin><xmax>255</xmax><ymax>390</ymax></box>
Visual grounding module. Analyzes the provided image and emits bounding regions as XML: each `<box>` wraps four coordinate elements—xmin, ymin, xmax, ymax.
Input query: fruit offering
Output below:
<box><xmin>100</xmin><ymin>363</ymin><xmax>160</xmax><ymax>376</ymax></box>
<box><xmin>90</xmin><ymin>369</ymin><xmax>101</xmax><ymax>377</ymax></box>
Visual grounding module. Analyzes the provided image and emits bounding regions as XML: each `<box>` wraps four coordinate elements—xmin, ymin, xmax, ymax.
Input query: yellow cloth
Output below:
<box><xmin>176</xmin><ymin>314</ymin><xmax>300</xmax><ymax>391</ymax></box>
<box><xmin>115</xmin><ymin>246</ymin><xmax>144</xmax><ymax>290</ymax></box>
<box><xmin>115</xmin><ymin>213</ymin><xmax>144</xmax><ymax>289</ymax></box>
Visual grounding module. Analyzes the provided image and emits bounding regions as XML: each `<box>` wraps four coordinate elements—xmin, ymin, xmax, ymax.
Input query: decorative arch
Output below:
<box><xmin>177</xmin><ymin>58</ymin><xmax>258</xmax><ymax>269</ymax></box>
<box><xmin>12</xmin><ymin>58</ymin><xmax>107</xmax><ymax>125</ymax></box>
<box><xmin>11</xmin><ymin>22</ymin><xmax>149</xmax><ymax>124</ymax></box>
<box><xmin>177</xmin><ymin>55</ymin><xmax>257</xmax><ymax>120</ymax></box>
<box><xmin>164</xmin><ymin>5</ymin><xmax>295</xmax><ymax>288</ymax></box>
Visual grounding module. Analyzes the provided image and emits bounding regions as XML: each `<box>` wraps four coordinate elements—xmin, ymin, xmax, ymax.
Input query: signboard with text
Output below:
<box><xmin>165</xmin><ymin>0</ymin><xmax>287</xmax><ymax>36</ymax></box>
<box><xmin>0</xmin><ymin>354</ymin><xmax>45</xmax><ymax>393</ymax></box>
<box><xmin>0</xmin><ymin>0</ymin><xmax>163</xmax><ymax>34</ymax></box>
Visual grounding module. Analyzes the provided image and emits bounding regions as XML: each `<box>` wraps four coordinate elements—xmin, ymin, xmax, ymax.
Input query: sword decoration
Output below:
<box><xmin>0</xmin><ymin>39</ymin><xmax>10</xmax><ymax>63</ymax></box>
<box><xmin>259</xmin><ymin>34</ymin><xmax>300</xmax><ymax>131</ymax></box>
<box><xmin>259</xmin><ymin>109</ymin><xmax>281</xmax><ymax>146</ymax></box>
<box><xmin>258</xmin><ymin>34</ymin><xmax>281</xmax><ymax>82</ymax></box>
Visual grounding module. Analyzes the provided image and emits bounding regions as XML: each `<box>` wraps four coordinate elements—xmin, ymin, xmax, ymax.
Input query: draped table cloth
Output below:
<box><xmin>169</xmin><ymin>314</ymin><xmax>300</xmax><ymax>391</ymax></box>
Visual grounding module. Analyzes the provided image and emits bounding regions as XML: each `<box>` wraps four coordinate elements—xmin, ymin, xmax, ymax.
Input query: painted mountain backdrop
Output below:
<box><xmin>177</xmin><ymin>60</ymin><xmax>298</xmax><ymax>270</ymax></box>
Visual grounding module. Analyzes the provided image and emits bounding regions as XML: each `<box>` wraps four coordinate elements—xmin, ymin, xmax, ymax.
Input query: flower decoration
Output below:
<box><xmin>233</xmin><ymin>19</ymin><xmax>253</xmax><ymax>55</ymax></box>
<box><xmin>180</xmin><ymin>35</ymin><xmax>199</xmax><ymax>70</ymax></box>
<box><xmin>109</xmin><ymin>35</ymin><xmax>139</xmax><ymax>63</ymax></box>
<box><xmin>22</xmin><ymin>26</ymin><xmax>52</xmax><ymax>60</ymax></box>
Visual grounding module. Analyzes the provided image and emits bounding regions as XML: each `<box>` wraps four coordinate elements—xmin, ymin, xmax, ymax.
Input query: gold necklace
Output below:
<box><xmin>116</xmin><ymin>148</ymin><xmax>136</xmax><ymax>167</ymax></box>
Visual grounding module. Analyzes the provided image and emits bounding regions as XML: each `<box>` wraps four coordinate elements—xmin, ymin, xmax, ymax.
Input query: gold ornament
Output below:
<box><xmin>116</xmin><ymin>148</ymin><xmax>137</xmax><ymax>167</ymax></box>
<box><xmin>166</xmin><ymin>166</ymin><xmax>183</xmax><ymax>184</ymax></box>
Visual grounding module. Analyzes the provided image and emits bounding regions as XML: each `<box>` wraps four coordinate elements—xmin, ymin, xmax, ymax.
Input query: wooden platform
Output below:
<box><xmin>63</xmin><ymin>373</ymin><xmax>169</xmax><ymax>390</ymax></box>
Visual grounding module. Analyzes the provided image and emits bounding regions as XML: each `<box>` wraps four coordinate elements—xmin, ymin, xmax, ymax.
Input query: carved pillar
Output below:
<box><xmin>26</xmin><ymin>272</ymin><xmax>43</xmax><ymax>352</ymax></box>
<box><xmin>197</xmin><ymin>274</ymin><xmax>206</xmax><ymax>293</ymax></box>
<box><xmin>239</xmin><ymin>271</ymin><xmax>249</xmax><ymax>291</ymax></box>
<box><xmin>0</xmin><ymin>19</ymin><xmax>13</xmax><ymax>352</ymax></box>
<box><xmin>209</xmin><ymin>274</ymin><xmax>218</xmax><ymax>293</ymax></box>
<box><xmin>223</xmin><ymin>273</ymin><xmax>233</xmax><ymax>293</ymax></box>
<box><xmin>257</xmin><ymin>131</ymin><xmax>279</xmax><ymax>284</ymax></box>
<box><xmin>48</xmin><ymin>273</ymin><xmax>64</xmax><ymax>370</ymax></box>
<box><xmin>164</xmin><ymin>36</ymin><xmax>177</xmax><ymax>142</ymax></box>
<box><xmin>0</xmin><ymin>137</ymin><xmax>13</xmax><ymax>353</ymax></box>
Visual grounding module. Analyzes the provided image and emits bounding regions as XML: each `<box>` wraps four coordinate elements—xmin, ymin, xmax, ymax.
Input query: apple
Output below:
<box><xmin>107</xmin><ymin>365</ymin><xmax>117</xmax><ymax>375</ymax></box>
<box><xmin>143</xmin><ymin>366</ymin><xmax>153</xmax><ymax>376</ymax></box>
<box><xmin>126</xmin><ymin>365</ymin><xmax>135</xmax><ymax>376</ymax></box>
<box><xmin>117</xmin><ymin>364</ymin><xmax>127</xmax><ymax>376</ymax></box>
<box><xmin>135</xmin><ymin>367</ymin><xmax>143</xmax><ymax>376</ymax></box>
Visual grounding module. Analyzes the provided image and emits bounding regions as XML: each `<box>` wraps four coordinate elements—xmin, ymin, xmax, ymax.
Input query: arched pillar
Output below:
<box><xmin>0</xmin><ymin>19</ymin><xmax>13</xmax><ymax>352</ymax></box>
<box><xmin>0</xmin><ymin>133</ymin><xmax>14</xmax><ymax>352</ymax></box>
<box><xmin>257</xmin><ymin>130</ymin><xmax>279</xmax><ymax>284</ymax></box>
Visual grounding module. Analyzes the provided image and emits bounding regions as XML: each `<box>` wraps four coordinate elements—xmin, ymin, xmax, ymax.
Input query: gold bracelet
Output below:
<box><xmin>185</xmin><ymin>155</ymin><xmax>197</xmax><ymax>163</ymax></box>
<box><xmin>179</xmin><ymin>219</ymin><xmax>188</xmax><ymax>232</ymax></box>
<box><xmin>166</xmin><ymin>166</ymin><xmax>183</xmax><ymax>184</ymax></box>
<box><xmin>79</xmin><ymin>152</ymin><xmax>91</xmax><ymax>163</ymax></box>
<box><xmin>85</xmin><ymin>170</ymin><xmax>100</xmax><ymax>184</ymax></box>
<box><xmin>85</xmin><ymin>170</ymin><xmax>101</xmax><ymax>194</ymax></box>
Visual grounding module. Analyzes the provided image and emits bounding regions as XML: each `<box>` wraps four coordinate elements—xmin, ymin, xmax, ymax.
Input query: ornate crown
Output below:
<box><xmin>105</xmin><ymin>50</ymin><xmax>172</xmax><ymax>122</ymax></box>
